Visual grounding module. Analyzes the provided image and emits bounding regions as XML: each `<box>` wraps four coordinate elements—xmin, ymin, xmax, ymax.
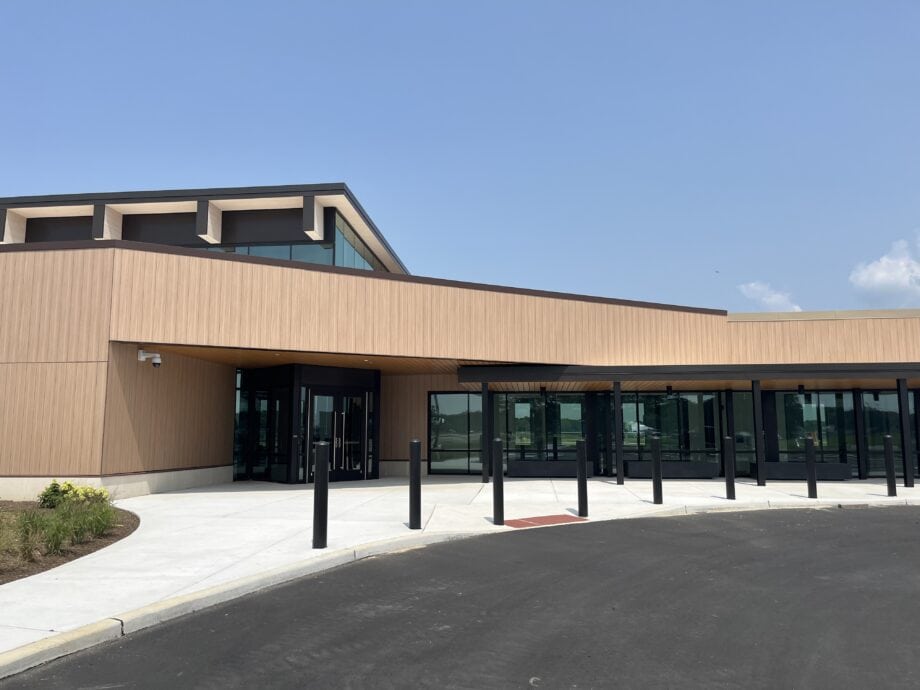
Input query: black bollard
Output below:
<box><xmin>651</xmin><ymin>434</ymin><xmax>663</xmax><ymax>505</ymax></box>
<box><xmin>313</xmin><ymin>441</ymin><xmax>330</xmax><ymax>549</ymax></box>
<box><xmin>884</xmin><ymin>434</ymin><xmax>897</xmax><ymax>497</ymax></box>
<box><xmin>724</xmin><ymin>435</ymin><xmax>736</xmax><ymax>500</ymax></box>
<box><xmin>576</xmin><ymin>439</ymin><xmax>588</xmax><ymax>517</ymax></box>
<box><xmin>409</xmin><ymin>439</ymin><xmax>421</xmax><ymax>529</ymax></box>
<box><xmin>492</xmin><ymin>438</ymin><xmax>504</xmax><ymax>525</ymax></box>
<box><xmin>804</xmin><ymin>436</ymin><xmax>818</xmax><ymax>499</ymax></box>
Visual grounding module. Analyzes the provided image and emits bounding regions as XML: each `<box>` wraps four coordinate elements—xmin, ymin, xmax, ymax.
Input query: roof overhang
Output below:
<box><xmin>458</xmin><ymin>363</ymin><xmax>920</xmax><ymax>384</ymax></box>
<box><xmin>0</xmin><ymin>183</ymin><xmax>408</xmax><ymax>273</ymax></box>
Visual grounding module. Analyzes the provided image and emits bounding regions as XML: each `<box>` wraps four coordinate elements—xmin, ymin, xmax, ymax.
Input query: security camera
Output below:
<box><xmin>138</xmin><ymin>349</ymin><xmax>163</xmax><ymax>369</ymax></box>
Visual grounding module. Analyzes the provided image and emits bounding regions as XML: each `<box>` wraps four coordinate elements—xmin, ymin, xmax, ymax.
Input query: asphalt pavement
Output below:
<box><xmin>5</xmin><ymin>505</ymin><xmax>920</xmax><ymax>689</ymax></box>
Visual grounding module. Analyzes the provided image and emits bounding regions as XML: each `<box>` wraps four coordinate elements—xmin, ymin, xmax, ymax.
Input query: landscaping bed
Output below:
<box><xmin>0</xmin><ymin>495</ymin><xmax>139</xmax><ymax>586</ymax></box>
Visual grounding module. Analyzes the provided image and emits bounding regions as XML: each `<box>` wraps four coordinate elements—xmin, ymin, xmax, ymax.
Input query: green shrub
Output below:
<box><xmin>37</xmin><ymin>480</ymin><xmax>64</xmax><ymax>509</ymax></box>
<box><xmin>0</xmin><ymin>517</ymin><xmax>14</xmax><ymax>556</ymax></box>
<box><xmin>16</xmin><ymin>510</ymin><xmax>46</xmax><ymax>561</ymax></box>
<box><xmin>56</xmin><ymin>501</ymin><xmax>92</xmax><ymax>544</ymax></box>
<box><xmin>86</xmin><ymin>502</ymin><xmax>117</xmax><ymax>538</ymax></box>
<box><xmin>42</xmin><ymin>515</ymin><xmax>70</xmax><ymax>556</ymax></box>
<box><xmin>38</xmin><ymin>480</ymin><xmax>109</xmax><ymax>509</ymax></box>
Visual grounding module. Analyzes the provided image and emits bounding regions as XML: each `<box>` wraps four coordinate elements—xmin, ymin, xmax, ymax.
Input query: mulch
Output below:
<box><xmin>0</xmin><ymin>500</ymin><xmax>140</xmax><ymax>586</ymax></box>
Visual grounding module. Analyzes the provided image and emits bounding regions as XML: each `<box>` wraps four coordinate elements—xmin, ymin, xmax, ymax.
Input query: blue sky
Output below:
<box><xmin>1</xmin><ymin>1</ymin><xmax>918</xmax><ymax>312</ymax></box>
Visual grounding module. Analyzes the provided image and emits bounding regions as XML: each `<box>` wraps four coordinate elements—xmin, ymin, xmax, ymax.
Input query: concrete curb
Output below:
<box><xmin>0</xmin><ymin>529</ymin><xmax>480</xmax><ymax>681</ymax></box>
<box><xmin>0</xmin><ymin>619</ymin><xmax>122</xmax><ymax>680</ymax></box>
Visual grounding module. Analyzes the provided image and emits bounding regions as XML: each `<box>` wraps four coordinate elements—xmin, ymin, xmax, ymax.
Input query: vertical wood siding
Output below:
<box><xmin>0</xmin><ymin>249</ymin><xmax>113</xmax><ymax>363</ymax></box>
<box><xmin>100</xmin><ymin>343</ymin><xmax>236</xmax><ymax>475</ymax></box>
<box><xmin>0</xmin><ymin>362</ymin><xmax>107</xmax><ymax>476</ymax></box>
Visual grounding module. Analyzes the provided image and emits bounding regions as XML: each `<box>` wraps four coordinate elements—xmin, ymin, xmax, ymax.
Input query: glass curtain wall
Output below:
<box><xmin>862</xmin><ymin>391</ymin><xmax>917</xmax><ymax>477</ymax></box>
<box><xmin>233</xmin><ymin>370</ymin><xmax>247</xmax><ymax>479</ymax></box>
<box><xmin>424</xmin><ymin>387</ymin><xmax>918</xmax><ymax>478</ymax></box>
<box><xmin>819</xmin><ymin>392</ymin><xmax>857</xmax><ymax>473</ymax></box>
<box><xmin>199</xmin><ymin>213</ymin><xmax>387</xmax><ymax>272</ymax></box>
<box><xmin>493</xmin><ymin>392</ymin><xmax>585</xmax><ymax>463</ymax></box>
<box><xmin>429</xmin><ymin>393</ymin><xmax>482</xmax><ymax>474</ymax></box>
<box><xmin>333</xmin><ymin>213</ymin><xmax>385</xmax><ymax>271</ymax></box>
<box><xmin>621</xmin><ymin>392</ymin><xmax>719</xmax><ymax>465</ymax></box>
<box><xmin>726</xmin><ymin>392</ymin><xmax>756</xmax><ymax>476</ymax></box>
<box><xmin>772</xmin><ymin>391</ymin><xmax>856</xmax><ymax>472</ymax></box>
<box><xmin>207</xmin><ymin>242</ymin><xmax>334</xmax><ymax>266</ymax></box>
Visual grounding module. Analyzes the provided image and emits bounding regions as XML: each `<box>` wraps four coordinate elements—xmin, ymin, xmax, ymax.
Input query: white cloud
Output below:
<box><xmin>738</xmin><ymin>281</ymin><xmax>802</xmax><ymax>312</ymax></box>
<box><xmin>849</xmin><ymin>237</ymin><xmax>920</xmax><ymax>306</ymax></box>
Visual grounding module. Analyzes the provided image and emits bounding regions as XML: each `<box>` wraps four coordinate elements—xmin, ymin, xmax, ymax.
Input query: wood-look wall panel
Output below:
<box><xmin>101</xmin><ymin>343</ymin><xmax>235</xmax><ymax>475</ymax></box>
<box><xmin>0</xmin><ymin>363</ymin><xmax>106</xmax><ymax>477</ymax></box>
<box><xmin>725</xmin><ymin>319</ymin><xmax>920</xmax><ymax>364</ymax></box>
<box><xmin>380</xmin><ymin>373</ymin><xmax>460</xmax><ymax>461</ymax></box>
<box><xmin>0</xmin><ymin>249</ymin><xmax>113</xmax><ymax>363</ymax></box>
<box><xmin>6</xmin><ymin>247</ymin><xmax>920</xmax><ymax>373</ymax></box>
<box><xmin>108</xmin><ymin>250</ymin><xmax>732</xmax><ymax>366</ymax></box>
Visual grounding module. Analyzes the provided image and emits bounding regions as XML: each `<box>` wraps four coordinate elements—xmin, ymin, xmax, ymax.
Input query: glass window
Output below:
<box><xmin>233</xmin><ymin>371</ymin><xmax>247</xmax><ymax>480</ymax></box>
<box><xmin>335</xmin><ymin>228</ymin><xmax>347</xmax><ymax>268</ymax></box>
<box><xmin>430</xmin><ymin>394</ymin><xmax>469</xmax><ymax>451</ymax></box>
<box><xmin>682</xmin><ymin>392</ymin><xmax>720</xmax><ymax>459</ymax></box>
<box><xmin>544</xmin><ymin>394</ymin><xmax>585</xmax><ymax>461</ymax></box>
<box><xmin>345</xmin><ymin>237</ymin><xmax>356</xmax><ymax>269</ymax></box>
<box><xmin>429</xmin><ymin>393</ymin><xmax>483</xmax><ymax>474</ymax></box>
<box><xmin>775</xmin><ymin>392</ymin><xmax>809</xmax><ymax>461</ymax></box>
<box><xmin>506</xmin><ymin>394</ymin><xmax>546</xmax><ymax>460</ymax></box>
<box><xmin>818</xmin><ymin>392</ymin><xmax>857</xmax><ymax>474</ymax></box>
<box><xmin>291</xmin><ymin>243</ymin><xmax>333</xmax><ymax>266</ymax></box>
<box><xmin>629</xmin><ymin>392</ymin><xmax>719</xmax><ymax>463</ymax></box>
<box><xmin>331</xmin><ymin>213</ymin><xmax>383</xmax><ymax>272</ymax></box>
<box><xmin>622</xmin><ymin>394</ymin><xmax>639</xmax><ymax>452</ymax></box>
<box><xmin>249</xmin><ymin>244</ymin><xmax>291</xmax><ymax>260</ymax></box>
<box><xmin>863</xmin><ymin>391</ymin><xmax>912</xmax><ymax>477</ymax></box>
<box><xmin>637</xmin><ymin>394</ymin><xmax>671</xmax><ymax>452</ymax></box>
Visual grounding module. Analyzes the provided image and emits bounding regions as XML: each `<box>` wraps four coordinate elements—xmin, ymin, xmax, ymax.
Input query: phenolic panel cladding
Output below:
<box><xmin>108</xmin><ymin>249</ymin><xmax>730</xmax><ymax>365</ymax></box>
<box><xmin>0</xmin><ymin>248</ymin><xmax>114</xmax><ymax>364</ymax></box>
<box><xmin>727</xmin><ymin>318</ymin><xmax>920</xmax><ymax>365</ymax></box>
<box><xmin>380</xmin><ymin>373</ymin><xmax>460</xmax><ymax>462</ymax></box>
<box><xmin>101</xmin><ymin>343</ymin><xmax>236</xmax><ymax>475</ymax></box>
<box><xmin>0</xmin><ymin>362</ymin><xmax>107</xmax><ymax>477</ymax></box>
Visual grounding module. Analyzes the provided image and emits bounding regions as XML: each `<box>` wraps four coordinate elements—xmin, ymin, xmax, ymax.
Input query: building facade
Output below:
<box><xmin>1</xmin><ymin>184</ymin><xmax>919</xmax><ymax>499</ymax></box>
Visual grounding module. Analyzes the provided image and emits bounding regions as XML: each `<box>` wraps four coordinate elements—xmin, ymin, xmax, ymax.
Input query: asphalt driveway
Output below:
<box><xmin>5</xmin><ymin>506</ymin><xmax>920</xmax><ymax>689</ymax></box>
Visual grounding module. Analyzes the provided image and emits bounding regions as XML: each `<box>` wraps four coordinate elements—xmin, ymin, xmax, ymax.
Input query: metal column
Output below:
<box><xmin>897</xmin><ymin>378</ymin><xmax>914</xmax><ymax>488</ymax></box>
<box><xmin>853</xmin><ymin>390</ymin><xmax>869</xmax><ymax>479</ymax></box>
<box><xmin>752</xmin><ymin>380</ymin><xmax>766</xmax><ymax>486</ymax></box>
<box><xmin>613</xmin><ymin>381</ymin><xmax>625</xmax><ymax>485</ymax></box>
<box><xmin>481</xmin><ymin>381</ymin><xmax>490</xmax><ymax>484</ymax></box>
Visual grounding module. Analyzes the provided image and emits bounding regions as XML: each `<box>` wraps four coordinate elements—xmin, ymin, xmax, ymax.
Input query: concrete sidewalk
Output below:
<box><xmin>0</xmin><ymin>476</ymin><xmax>917</xmax><ymax>667</ymax></box>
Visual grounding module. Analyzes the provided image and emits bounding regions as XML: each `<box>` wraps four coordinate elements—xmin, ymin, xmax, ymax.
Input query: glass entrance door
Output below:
<box><xmin>309</xmin><ymin>393</ymin><xmax>336</xmax><ymax>483</ymax></box>
<box><xmin>307</xmin><ymin>389</ymin><xmax>371</xmax><ymax>482</ymax></box>
<box><xmin>339</xmin><ymin>394</ymin><xmax>367</xmax><ymax>481</ymax></box>
<box><xmin>248</xmin><ymin>387</ymin><xmax>290</xmax><ymax>481</ymax></box>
